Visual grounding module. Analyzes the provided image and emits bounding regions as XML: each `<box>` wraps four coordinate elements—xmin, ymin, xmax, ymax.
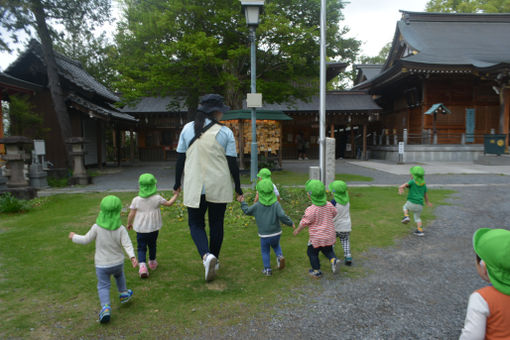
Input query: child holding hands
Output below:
<box><xmin>398</xmin><ymin>166</ymin><xmax>432</xmax><ymax>236</ymax></box>
<box><xmin>294</xmin><ymin>179</ymin><xmax>339</xmax><ymax>279</ymax></box>
<box><xmin>69</xmin><ymin>195</ymin><xmax>137</xmax><ymax>324</ymax></box>
<box><xmin>240</xmin><ymin>179</ymin><xmax>294</xmax><ymax>276</ymax></box>
<box><xmin>128</xmin><ymin>173</ymin><xmax>178</xmax><ymax>278</ymax></box>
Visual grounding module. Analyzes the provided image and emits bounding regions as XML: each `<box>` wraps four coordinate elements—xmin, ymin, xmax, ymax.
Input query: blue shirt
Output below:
<box><xmin>176</xmin><ymin>119</ymin><xmax>237</xmax><ymax>157</ymax></box>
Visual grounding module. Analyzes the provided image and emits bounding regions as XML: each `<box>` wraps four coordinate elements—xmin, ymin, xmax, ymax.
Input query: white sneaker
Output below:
<box><xmin>203</xmin><ymin>254</ymin><xmax>217</xmax><ymax>281</ymax></box>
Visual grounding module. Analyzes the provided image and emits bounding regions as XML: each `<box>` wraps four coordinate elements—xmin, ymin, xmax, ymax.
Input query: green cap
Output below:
<box><xmin>96</xmin><ymin>195</ymin><xmax>122</xmax><ymax>231</ymax></box>
<box><xmin>473</xmin><ymin>228</ymin><xmax>510</xmax><ymax>295</ymax></box>
<box><xmin>257</xmin><ymin>168</ymin><xmax>272</xmax><ymax>180</ymax></box>
<box><xmin>305</xmin><ymin>179</ymin><xmax>327</xmax><ymax>206</ymax></box>
<box><xmin>329</xmin><ymin>180</ymin><xmax>349</xmax><ymax>205</ymax></box>
<box><xmin>410</xmin><ymin>166</ymin><xmax>425</xmax><ymax>186</ymax></box>
<box><xmin>138</xmin><ymin>173</ymin><xmax>157</xmax><ymax>198</ymax></box>
<box><xmin>256</xmin><ymin>179</ymin><xmax>277</xmax><ymax>206</ymax></box>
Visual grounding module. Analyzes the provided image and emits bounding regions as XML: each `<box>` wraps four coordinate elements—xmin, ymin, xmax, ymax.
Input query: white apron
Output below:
<box><xmin>183</xmin><ymin>124</ymin><xmax>234</xmax><ymax>208</ymax></box>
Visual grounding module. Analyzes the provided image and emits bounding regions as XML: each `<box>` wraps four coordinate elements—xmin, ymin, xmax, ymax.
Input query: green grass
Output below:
<box><xmin>0</xmin><ymin>187</ymin><xmax>451</xmax><ymax>338</ymax></box>
<box><xmin>241</xmin><ymin>170</ymin><xmax>373</xmax><ymax>185</ymax></box>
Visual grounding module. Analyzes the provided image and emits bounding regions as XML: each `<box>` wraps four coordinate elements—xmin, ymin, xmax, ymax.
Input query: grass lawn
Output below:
<box><xmin>241</xmin><ymin>170</ymin><xmax>373</xmax><ymax>185</ymax></box>
<box><xmin>0</xmin><ymin>187</ymin><xmax>451</xmax><ymax>338</ymax></box>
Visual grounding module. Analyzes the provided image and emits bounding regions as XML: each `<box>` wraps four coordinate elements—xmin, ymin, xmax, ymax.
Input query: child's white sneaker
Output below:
<box><xmin>330</xmin><ymin>258</ymin><xmax>340</xmax><ymax>274</ymax></box>
<box><xmin>203</xmin><ymin>253</ymin><xmax>217</xmax><ymax>281</ymax></box>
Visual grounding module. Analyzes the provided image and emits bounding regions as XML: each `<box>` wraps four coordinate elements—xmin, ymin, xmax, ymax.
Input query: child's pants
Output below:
<box><xmin>96</xmin><ymin>264</ymin><xmax>127</xmax><ymax>306</ymax></box>
<box><xmin>403</xmin><ymin>201</ymin><xmax>423</xmax><ymax>223</ymax></box>
<box><xmin>260</xmin><ymin>235</ymin><xmax>283</xmax><ymax>269</ymax></box>
<box><xmin>336</xmin><ymin>232</ymin><xmax>351</xmax><ymax>258</ymax></box>
<box><xmin>136</xmin><ymin>230</ymin><xmax>159</xmax><ymax>263</ymax></box>
<box><xmin>307</xmin><ymin>244</ymin><xmax>336</xmax><ymax>270</ymax></box>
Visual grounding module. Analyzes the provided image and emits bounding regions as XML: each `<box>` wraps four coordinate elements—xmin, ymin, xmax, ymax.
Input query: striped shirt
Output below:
<box><xmin>300</xmin><ymin>202</ymin><xmax>337</xmax><ymax>248</ymax></box>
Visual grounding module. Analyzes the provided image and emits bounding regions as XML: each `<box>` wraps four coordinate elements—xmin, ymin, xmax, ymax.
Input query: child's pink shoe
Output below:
<box><xmin>149</xmin><ymin>260</ymin><xmax>158</xmax><ymax>270</ymax></box>
<box><xmin>139</xmin><ymin>263</ymin><xmax>149</xmax><ymax>278</ymax></box>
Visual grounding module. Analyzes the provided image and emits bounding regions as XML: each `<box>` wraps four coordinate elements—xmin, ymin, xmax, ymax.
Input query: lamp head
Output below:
<box><xmin>240</xmin><ymin>0</ymin><xmax>264</xmax><ymax>26</ymax></box>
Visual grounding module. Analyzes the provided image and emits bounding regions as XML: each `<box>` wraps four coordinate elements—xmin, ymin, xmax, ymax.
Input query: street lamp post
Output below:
<box><xmin>241</xmin><ymin>0</ymin><xmax>264</xmax><ymax>186</ymax></box>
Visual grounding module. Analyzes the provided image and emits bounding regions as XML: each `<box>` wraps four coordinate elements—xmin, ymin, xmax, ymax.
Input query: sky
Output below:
<box><xmin>0</xmin><ymin>0</ymin><xmax>430</xmax><ymax>71</ymax></box>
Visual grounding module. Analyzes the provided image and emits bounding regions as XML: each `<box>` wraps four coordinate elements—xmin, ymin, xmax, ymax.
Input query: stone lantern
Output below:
<box><xmin>66</xmin><ymin>137</ymin><xmax>89</xmax><ymax>185</ymax></box>
<box><xmin>0</xmin><ymin>136</ymin><xmax>37</xmax><ymax>199</ymax></box>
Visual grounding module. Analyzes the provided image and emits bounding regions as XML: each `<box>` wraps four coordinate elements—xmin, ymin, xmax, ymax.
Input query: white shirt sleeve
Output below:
<box><xmin>129</xmin><ymin>196</ymin><xmax>138</xmax><ymax>210</ymax></box>
<box><xmin>273</xmin><ymin>184</ymin><xmax>280</xmax><ymax>197</ymax></box>
<box><xmin>72</xmin><ymin>224</ymin><xmax>97</xmax><ymax>245</ymax></box>
<box><xmin>158</xmin><ymin>195</ymin><xmax>167</xmax><ymax>205</ymax></box>
<box><xmin>119</xmin><ymin>226</ymin><xmax>135</xmax><ymax>259</ymax></box>
<box><xmin>459</xmin><ymin>292</ymin><xmax>489</xmax><ymax>340</ymax></box>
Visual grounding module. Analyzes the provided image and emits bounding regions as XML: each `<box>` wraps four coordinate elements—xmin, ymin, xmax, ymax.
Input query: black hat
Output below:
<box><xmin>197</xmin><ymin>94</ymin><xmax>230</xmax><ymax>114</ymax></box>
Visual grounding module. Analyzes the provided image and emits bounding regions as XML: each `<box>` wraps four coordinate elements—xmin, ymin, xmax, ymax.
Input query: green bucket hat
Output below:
<box><xmin>410</xmin><ymin>166</ymin><xmax>425</xmax><ymax>186</ymax></box>
<box><xmin>305</xmin><ymin>179</ymin><xmax>327</xmax><ymax>206</ymax></box>
<box><xmin>96</xmin><ymin>195</ymin><xmax>122</xmax><ymax>231</ymax></box>
<box><xmin>138</xmin><ymin>173</ymin><xmax>158</xmax><ymax>198</ymax></box>
<box><xmin>257</xmin><ymin>168</ymin><xmax>272</xmax><ymax>180</ymax></box>
<box><xmin>329</xmin><ymin>180</ymin><xmax>349</xmax><ymax>205</ymax></box>
<box><xmin>473</xmin><ymin>228</ymin><xmax>510</xmax><ymax>295</ymax></box>
<box><xmin>256</xmin><ymin>179</ymin><xmax>277</xmax><ymax>206</ymax></box>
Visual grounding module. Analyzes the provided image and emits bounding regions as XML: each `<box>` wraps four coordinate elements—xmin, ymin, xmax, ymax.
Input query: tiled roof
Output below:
<box><xmin>121</xmin><ymin>96</ymin><xmax>187</xmax><ymax>113</ymax></box>
<box><xmin>67</xmin><ymin>93</ymin><xmax>137</xmax><ymax>123</ymax></box>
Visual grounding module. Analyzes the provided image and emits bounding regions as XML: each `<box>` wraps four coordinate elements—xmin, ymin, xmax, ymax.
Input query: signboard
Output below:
<box><xmin>398</xmin><ymin>142</ymin><xmax>404</xmax><ymax>154</ymax></box>
<box><xmin>246</xmin><ymin>93</ymin><xmax>263</xmax><ymax>108</ymax></box>
<box><xmin>34</xmin><ymin>140</ymin><xmax>46</xmax><ymax>156</ymax></box>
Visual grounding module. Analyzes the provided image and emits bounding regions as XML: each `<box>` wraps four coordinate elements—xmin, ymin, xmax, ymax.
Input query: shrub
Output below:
<box><xmin>0</xmin><ymin>192</ymin><xmax>32</xmax><ymax>213</ymax></box>
<box><xmin>47</xmin><ymin>176</ymin><xmax>69</xmax><ymax>188</ymax></box>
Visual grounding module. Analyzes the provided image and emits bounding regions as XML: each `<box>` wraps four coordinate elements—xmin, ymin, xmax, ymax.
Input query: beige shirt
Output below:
<box><xmin>72</xmin><ymin>224</ymin><xmax>135</xmax><ymax>268</ymax></box>
<box><xmin>332</xmin><ymin>202</ymin><xmax>352</xmax><ymax>232</ymax></box>
<box><xmin>130</xmin><ymin>194</ymin><xmax>167</xmax><ymax>233</ymax></box>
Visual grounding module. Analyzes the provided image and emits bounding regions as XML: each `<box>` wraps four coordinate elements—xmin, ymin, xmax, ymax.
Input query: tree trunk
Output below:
<box><xmin>31</xmin><ymin>0</ymin><xmax>73</xmax><ymax>166</ymax></box>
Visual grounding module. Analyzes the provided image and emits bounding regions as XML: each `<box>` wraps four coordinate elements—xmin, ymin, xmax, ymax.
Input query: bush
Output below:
<box><xmin>47</xmin><ymin>177</ymin><xmax>69</xmax><ymax>188</ymax></box>
<box><xmin>0</xmin><ymin>192</ymin><xmax>32</xmax><ymax>213</ymax></box>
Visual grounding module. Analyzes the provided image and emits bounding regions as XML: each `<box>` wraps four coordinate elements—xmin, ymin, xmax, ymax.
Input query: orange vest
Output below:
<box><xmin>477</xmin><ymin>286</ymin><xmax>510</xmax><ymax>340</ymax></box>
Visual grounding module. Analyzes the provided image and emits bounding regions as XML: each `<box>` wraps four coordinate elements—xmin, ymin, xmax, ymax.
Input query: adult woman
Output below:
<box><xmin>174</xmin><ymin>94</ymin><xmax>243</xmax><ymax>281</ymax></box>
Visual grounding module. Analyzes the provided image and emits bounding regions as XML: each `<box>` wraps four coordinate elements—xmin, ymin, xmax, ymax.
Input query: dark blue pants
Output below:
<box><xmin>136</xmin><ymin>230</ymin><xmax>159</xmax><ymax>263</ymax></box>
<box><xmin>187</xmin><ymin>195</ymin><xmax>227</xmax><ymax>259</ymax></box>
<box><xmin>307</xmin><ymin>244</ymin><xmax>336</xmax><ymax>270</ymax></box>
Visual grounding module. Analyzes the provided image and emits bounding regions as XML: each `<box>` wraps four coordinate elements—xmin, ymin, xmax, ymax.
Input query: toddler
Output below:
<box><xmin>329</xmin><ymin>180</ymin><xmax>353</xmax><ymax>266</ymax></box>
<box><xmin>240</xmin><ymin>179</ymin><xmax>294</xmax><ymax>276</ymax></box>
<box><xmin>398</xmin><ymin>166</ymin><xmax>432</xmax><ymax>236</ymax></box>
<box><xmin>294</xmin><ymin>179</ymin><xmax>339</xmax><ymax>278</ymax></box>
<box><xmin>69</xmin><ymin>195</ymin><xmax>137</xmax><ymax>324</ymax></box>
<box><xmin>128</xmin><ymin>173</ymin><xmax>178</xmax><ymax>278</ymax></box>
<box><xmin>460</xmin><ymin>228</ymin><xmax>510</xmax><ymax>339</ymax></box>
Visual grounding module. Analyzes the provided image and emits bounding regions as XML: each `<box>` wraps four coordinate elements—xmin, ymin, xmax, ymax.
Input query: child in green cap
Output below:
<box><xmin>240</xmin><ymin>179</ymin><xmax>294</xmax><ymax>276</ymax></box>
<box><xmin>460</xmin><ymin>228</ymin><xmax>510</xmax><ymax>339</ymax></box>
<box><xmin>329</xmin><ymin>180</ymin><xmax>353</xmax><ymax>266</ymax></box>
<box><xmin>254</xmin><ymin>168</ymin><xmax>280</xmax><ymax>203</ymax></box>
<box><xmin>398</xmin><ymin>166</ymin><xmax>432</xmax><ymax>236</ymax></box>
<box><xmin>294</xmin><ymin>179</ymin><xmax>340</xmax><ymax>278</ymax></box>
<box><xmin>68</xmin><ymin>195</ymin><xmax>138</xmax><ymax>324</ymax></box>
<box><xmin>127</xmin><ymin>173</ymin><xmax>179</xmax><ymax>278</ymax></box>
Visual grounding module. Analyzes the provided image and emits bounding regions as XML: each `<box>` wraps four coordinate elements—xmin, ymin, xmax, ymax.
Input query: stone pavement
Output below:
<box><xmin>37</xmin><ymin>159</ymin><xmax>510</xmax><ymax>196</ymax></box>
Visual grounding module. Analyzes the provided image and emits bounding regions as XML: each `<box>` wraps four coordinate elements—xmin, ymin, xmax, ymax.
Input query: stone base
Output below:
<box><xmin>0</xmin><ymin>176</ymin><xmax>6</xmax><ymax>190</ymax></box>
<box><xmin>369</xmin><ymin>144</ymin><xmax>484</xmax><ymax>162</ymax></box>
<box><xmin>69</xmin><ymin>176</ymin><xmax>92</xmax><ymax>185</ymax></box>
<box><xmin>309</xmin><ymin>166</ymin><xmax>320</xmax><ymax>180</ymax></box>
<box><xmin>0</xmin><ymin>187</ymin><xmax>38</xmax><ymax>200</ymax></box>
<box><xmin>475</xmin><ymin>154</ymin><xmax>510</xmax><ymax>165</ymax></box>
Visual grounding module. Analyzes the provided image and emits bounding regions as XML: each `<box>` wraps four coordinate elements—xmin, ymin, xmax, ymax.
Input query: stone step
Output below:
<box><xmin>475</xmin><ymin>154</ymin><xmax>510</xmax><ymax>165</ymax></box>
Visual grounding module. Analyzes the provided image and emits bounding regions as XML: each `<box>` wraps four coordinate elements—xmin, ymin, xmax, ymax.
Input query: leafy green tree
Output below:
<box><xmin>5</xmin><ymin>94</ymin><xmax>46</xmax><ymax>138</ymax></box>
<box><xmin>113</xmin><ymin>0</ymin><xmax>360</xmax><ymax>111</ymax></box>
<box><xmin>426</xmin><ymin>0</ymin><xmax>510</xmax><ymax>13</ymax></box>
<box><xmin>358</xmin><ymin>42</ymin><xmax>392</xmax><ymax>65</ymax></box>
<box><xmin>0</xmin><ymin>0</ymin><xmax>112</xmax><ymax>163</ymax></box>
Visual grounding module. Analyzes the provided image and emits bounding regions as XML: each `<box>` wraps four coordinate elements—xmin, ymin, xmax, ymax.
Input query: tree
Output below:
<box><xmin>113</xmin><ymin>0</ymin><xmax>360</xmax><ymax>111</ymax></box>
<box><xmin>5</xmin><ymin>94</ymin><xmax>46</xmax><ymax>137</ymax></box>
<box><xmin>426</xmin><ymin>0</ymin><xmax>510</xmax><ymax>13</ymax></box>
<box><xmin>0</xmin><ymin>0</ymin><xmax>112</xmax><ymax>164</ymax></box>
<box><xmin>358</xmin><ymin>42</ymin><xmax>392</xmax><ymax>65</ymax></box>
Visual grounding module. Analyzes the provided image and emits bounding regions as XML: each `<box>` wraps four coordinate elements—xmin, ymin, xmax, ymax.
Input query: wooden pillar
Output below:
<box><xmin>96</xmin><ymin>120</ymin><xmax>103</xmax><ymax>169</ymax></box>
<box><xmin>279</xmin><ymin>122</ymin><xmax>283</xmax><ymax>168</ymax></box>
<box><xmin>350</xmin><ymin>125</ymin><xmax>354</xmax><ymax>158</ymax></box>
<box><xmin>115</xmin><ymin>125</ymin><xmax>121</xmax><ymax>167</ymax></box>
<box><xmin>130</xmin><ymin>130</ymin><xmax>135</xmax><ymax>162</ymax></box>
<box><xmin>500</xmin><ymin>87</ymin><xmax>510</xmax><ymax>151</ymax></box>
<box><xmin>330</xmin><ymin>122</ymin><xmax>335</xmax><ymax>138</ymax></box>
<box><xmin>0</xmin><ymin>92</ymin><xmax>4</xmax><ymax>154</ymax></box>
<box><xmin>238</xmin><ymin>119</ymin><xmax>244</xmax><ymax>170</ymax></box>
<box><xmin>362</xmin><ymin>124</ymin><xmax>367</xmax><ymax>160</ymax></box>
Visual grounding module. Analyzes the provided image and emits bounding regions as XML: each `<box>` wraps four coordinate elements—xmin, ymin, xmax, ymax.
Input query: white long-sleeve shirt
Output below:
<box><xmin>459</xmin><ymin>292</ymin><xmax>489</xmax><ymax>340</ymax></box>
<box><xmin>72</xmin><ymin>224</ymin><xmax>135</xmax><ymax>268</ymax></box>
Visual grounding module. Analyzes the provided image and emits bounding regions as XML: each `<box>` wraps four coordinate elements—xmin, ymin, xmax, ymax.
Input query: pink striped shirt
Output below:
<box><xmin>300</xmin><ymin>202</ymin><xmax>337</xmax><ymax>248</ymax></box>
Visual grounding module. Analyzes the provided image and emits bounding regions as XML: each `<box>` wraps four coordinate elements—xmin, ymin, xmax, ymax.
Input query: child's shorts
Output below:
<box><xmin>403</xmin><ymin>201</ymin><xmax>423</xmax><ymax>223</ymax></box>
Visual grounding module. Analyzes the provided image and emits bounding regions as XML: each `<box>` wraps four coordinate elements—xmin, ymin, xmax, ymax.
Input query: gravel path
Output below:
<box><xmin>192</xmin><ymin>186</ymin><xmax>510</xmax><ymax>339</ymax></box>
